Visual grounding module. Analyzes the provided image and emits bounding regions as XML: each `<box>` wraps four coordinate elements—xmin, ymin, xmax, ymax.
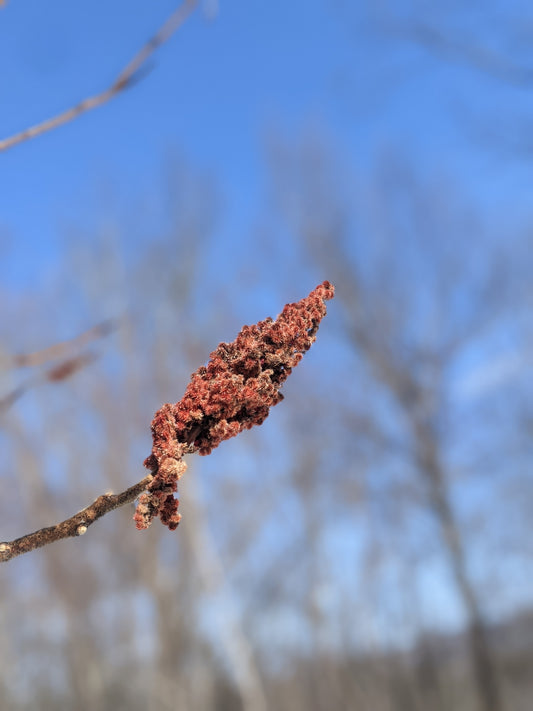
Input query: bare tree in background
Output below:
<box><xmin>0</xmin><ymin>0</ymin><xmax>198</xmax><ymax>153</ymax></box>
<box><xmin>365</xmin><ymin>2</ymin><xmax>533</xmax><ymax>157</ymax></box>
<box><xmin>264</xmin><ymin>136</ymin><xmax>533</xmax><ymax>711</ymax></box>
<box><xmin>2</xmin><ymin>141</ymin><xmax>533</xmax><ymax>709</ymax></box>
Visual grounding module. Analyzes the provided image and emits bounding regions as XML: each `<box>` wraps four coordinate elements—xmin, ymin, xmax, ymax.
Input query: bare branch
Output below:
<box><xmin>0</xmin><ymin>384</ymin><xmax>26</xmax><ymax>413</ymax></box>
<box><xmin>0</xmin><ymin>321</ymin><xmax>117</xmax><ymax>414</ymax></box>
<box><xmin>0</xmin><ymin>474</ymin><xmax>153</xmax><ymax>563</ymax></box>
<box><xmin>44</xmin><ymin>351</ymin><xmax>97</xmax><ymax>383</ymax></box>
<box><xmin>11</xmin><ymin>319</ymin><xmax>115</xmax><ymax>368</ymax></box>
<box><xmin>0</xmin><ymin>0</ymin><xmax>198</xmax><ymax>153</ymax></box>
<box><xmin>403</xmin><ymin>21</ymin><xmax>533</xmax><ymax>88</ymax></box>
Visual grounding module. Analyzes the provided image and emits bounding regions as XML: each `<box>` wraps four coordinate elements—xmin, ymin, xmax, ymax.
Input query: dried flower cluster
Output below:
<box><xmin>134</xmin><ymin>281</ymin><xmax>335</xmax><ymax>531</ymax></box>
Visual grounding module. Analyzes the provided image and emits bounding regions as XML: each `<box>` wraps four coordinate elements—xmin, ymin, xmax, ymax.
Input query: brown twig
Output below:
<box><xmin>0</xmin><ymin>321</ymin><xmax>116</xmax><ymax>414</ymax></box>
<box><xmin>0</xmin><ymin>474</ymin><xmax>154</xmax><ymax>562</ymax></box>
<box><xmin>0</xmin><ymin>0</ymin><xmax>198</xmax><ymax>153</ymax></box>
<box><xmin>0</xmin><ymin>385</ymin><xmax>26</xmax><ymax>412</ymax></box>
<box><xmin>12</xmin><ymin>320</ymin><xmax>115</xmax><ymax>368</ymax></box>
<box><xmin>0</xmin><ymin>353</ymin><xmax>98</xmax><ymax>413</ymax></box>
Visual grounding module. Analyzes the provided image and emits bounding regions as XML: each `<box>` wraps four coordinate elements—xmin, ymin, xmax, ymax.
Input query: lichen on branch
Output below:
<box><xmin>135</xmin><ymin>281</ymin><xmax>335</xmax><ymax>531</ymax></box>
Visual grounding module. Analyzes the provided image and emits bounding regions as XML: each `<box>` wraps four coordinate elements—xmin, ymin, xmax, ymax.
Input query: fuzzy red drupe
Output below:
<box><xmin>135</xmin><ymin>281</ymin><xmax>335</xmax><ymax>531</ymax></box>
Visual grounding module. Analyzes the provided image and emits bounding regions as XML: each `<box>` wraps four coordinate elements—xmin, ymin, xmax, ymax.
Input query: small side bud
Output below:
<box><xmin>76</xmin><ymin>524</ymin><xmax>88</xmax><ymax>536</ymax></box>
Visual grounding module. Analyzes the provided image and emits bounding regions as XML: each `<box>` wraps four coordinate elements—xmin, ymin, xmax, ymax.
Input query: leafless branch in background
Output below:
<box><xmin>0</xmin><ymin>0</ymin><xmax>198</xmax><ymax>153</ymax></box>
<box><xmin>0</xmin><ymin>352</ymin><xmax>96</xmax><ymax>413</ymax></box>
<box><xmin>395</xmin><ymin>21</ymin><xmax>533</xmax><ymax>88</ymax></box>
<box><xmin>0</xmin><ymin>320</ymin><xmax>116</xmax><ymax>414</ymax></box>
<box><xmin>366</xmin><ymin>6</ymin><xmax>533</xmax><ymax>161</ymax></box>
<box><xmin>10</xmin><ymin>319</ymin><xmax>115</xmax><ymax>369</ymax></box>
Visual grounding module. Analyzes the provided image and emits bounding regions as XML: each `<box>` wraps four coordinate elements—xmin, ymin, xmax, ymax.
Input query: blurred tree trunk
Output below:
<box><xmin>342</xmin><ymin>287</ymin><xmax>504</xmax><ymax>711</ymax></box>
<box><xmin>408</xmin><ymin>392</ymin><xmax>503</xmax><ymax>711</ymax></box>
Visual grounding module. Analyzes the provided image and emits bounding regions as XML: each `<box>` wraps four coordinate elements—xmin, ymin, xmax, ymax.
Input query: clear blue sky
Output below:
<box><xmin>2</xmin><ymin>0</ymin><xmax>533</xmax><ymax>291</ymax></box>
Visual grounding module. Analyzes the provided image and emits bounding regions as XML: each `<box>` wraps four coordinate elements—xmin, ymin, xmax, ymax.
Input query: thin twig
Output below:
<box><xmin>0</xmin><ymin>0</ymin><xmax>198</xmax><ymax>153</ymax></box>
<box><xmin>0</xmin><ymin>321</ymin><xmax>116</xmax><ymax>414</ymax></box>
<box><xmin>12</xmin><ymin>319</ymin><xmax>116</xmax><ymax>368</ymax></box>
<box><xmin>0</xmin><ymin>474</ymin><xmax>154</xmax><ymax>562</ymax></box>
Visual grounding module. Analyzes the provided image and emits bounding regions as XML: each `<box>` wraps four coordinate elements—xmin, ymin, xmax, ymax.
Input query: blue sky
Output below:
<box><xmin>2</xmin><ymin>0</ymin><xmax>533</xmax><ymax>293</ymax></box>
